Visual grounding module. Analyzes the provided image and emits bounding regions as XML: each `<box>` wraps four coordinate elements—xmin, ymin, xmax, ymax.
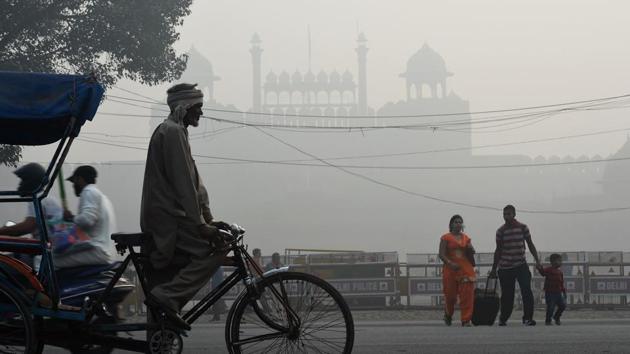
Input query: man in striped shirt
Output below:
<box><xmin>489</xmin><ymin>205</ymin><xmax>542</xmax><ymax>326</ymax></box>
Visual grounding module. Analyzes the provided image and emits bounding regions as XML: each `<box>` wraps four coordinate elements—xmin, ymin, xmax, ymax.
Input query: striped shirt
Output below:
<box><xmin>496</xmin><ymin>220</ymin><xmax>531</xmax><ymax>269</ymax></box>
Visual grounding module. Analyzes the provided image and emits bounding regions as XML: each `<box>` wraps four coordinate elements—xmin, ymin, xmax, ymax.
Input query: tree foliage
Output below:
<box><xmin>1</xmin><ymin>0</ymin><xmax>193</xmax><ymax>165</ymax></box>
<box><xmin>1</xmin><ymin>0</ymin><xmax>192</xmax><ymax>85</ymax></box>
<box><xmin>0</xmin><ymin>145</ymin><xmax>22</xmax><ymax>167</ymax></box>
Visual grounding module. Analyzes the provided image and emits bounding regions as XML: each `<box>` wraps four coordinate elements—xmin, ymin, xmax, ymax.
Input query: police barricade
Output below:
<box><xmin>406</xmin><ymin>253</ymin><xmax>446</xmax><ymax>306</ymax></box>
<box><xmin>590</xmin><ymin>277</ymin><xmax>630</xmax><ymax>294</ymax></box>
<box><xmin>288</xmin><ymin>251</ymin><xmax>400</xmax><ymax>309</ymax></box>
<box><xmin>584</xmin><ymin>251</ymin><xmax>630</xmax><ymax>305</ymax></box>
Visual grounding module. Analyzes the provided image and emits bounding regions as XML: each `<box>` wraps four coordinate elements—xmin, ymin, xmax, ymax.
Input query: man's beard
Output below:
<box><xmin>73</xmin><ymin>185</ymin><xmax>81</xmax><ymax>197</ymax></box>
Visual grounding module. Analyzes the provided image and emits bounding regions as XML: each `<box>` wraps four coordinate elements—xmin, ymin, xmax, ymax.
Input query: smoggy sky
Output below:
<box><xmin>7</xmin><ymin>1</ymin><xmax>630</xmax><ymax>257</ymax></box>
<box><xmin>20</xmin><ymin>0</ymin><xmax>630</xmax><ymax>163</ymax></box>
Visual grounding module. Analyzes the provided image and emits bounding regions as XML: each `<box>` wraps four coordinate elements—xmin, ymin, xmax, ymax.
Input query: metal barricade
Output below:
<box><xmin>286</xmin><ymin>249</ymin><xmax>400</xmax><ymax>309</ymax></box>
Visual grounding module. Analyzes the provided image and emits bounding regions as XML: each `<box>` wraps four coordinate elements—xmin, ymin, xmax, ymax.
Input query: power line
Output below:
<box><xmin>98</xmin><ymin>112</ymin><xmax>162</xmax><ymax>118</ymax></box>
<box><xmin>75</xmin><ymin>121</ymin><xmax>630</xmax><ymax>167</ymax></box>
<box><xmin>400</xmin><ymin>97</ymin><xmax>630</xmax><ymax>133</ymax></box>
<box><xmin>297</xmin><ymin>127</ymin><xmax>630</xmax><ymax>162</ymax></box>
<box><xmin>75</xmin><ymin>135</ymin><xmax>630</xmax><ymax>170</ymax></box>
<box><xmin>82</xmin><ymin>132</ymin><xmax>150</xmax><ymax>140</ymax></box>
<box><xmin>211</xmin><ymin>94</ymin><xmax>630</xmax><ymax>119</ymax></box>
<box><xmin>106</xmin><ymin>97</ymin><xmax>170</xmax><ymax>112</ymax></box>
<box><xmin>109</xmin><ymin>87</ymin><xmax>630</xmax><ymax>119</ymax></box>
<box><xmin>100</xmin><ymin>92</ymin><xmax>630</xmax><ymax>131</ymax></box>
<box><xmin>73</xmin><ymin>134</ymin><xmax>630</xmax><ymax>214</ymax></box>
<box><xmin>93</xmin><ymin>105</ymin><xmax>629</xmax><ymax>133</ymax></box>
<box><xmin>250</xmin><ymin>127</ymin><xmax>630</xmax><ymax>215</ymax></box>
<box><xmin>113</xmin><ymin>86</ymin><xmax>163</xmax><ymax>104</ymax></box>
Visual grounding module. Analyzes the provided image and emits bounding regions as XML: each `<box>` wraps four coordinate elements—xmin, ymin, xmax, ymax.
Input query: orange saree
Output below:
<box><xmin>441</xmin><ymin>232</ymin><xmax>476</xmax><ymax>323</ymax></box>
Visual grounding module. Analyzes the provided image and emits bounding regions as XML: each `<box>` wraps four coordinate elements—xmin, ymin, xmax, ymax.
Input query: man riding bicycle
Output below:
<box><xmin>141</xmin><ymin>83</ymin><xmax>228</xmax><ymax>329</ymax></box>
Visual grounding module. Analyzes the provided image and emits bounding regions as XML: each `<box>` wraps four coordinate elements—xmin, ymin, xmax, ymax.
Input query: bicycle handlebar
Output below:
<box><xmin>230</xmin><ymin>223</ymin><xmax>245</xmax><ymax>236</ymax></box>
<box><xmin>217</xmin><ymin>223</ymin><xmax>245</xmax><ymax>244</ymax></box>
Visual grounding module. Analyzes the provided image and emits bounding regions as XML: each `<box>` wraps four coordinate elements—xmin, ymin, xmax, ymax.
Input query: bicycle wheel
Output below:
<box><xmin>226</xmin><ymin>272</ymin><xmax>354</xmax><ymax>353</ymax></box>
<box><xmin>0</xmin><ymin>282</ymin><xmax>37</xmax><ymax>354</ymax></box>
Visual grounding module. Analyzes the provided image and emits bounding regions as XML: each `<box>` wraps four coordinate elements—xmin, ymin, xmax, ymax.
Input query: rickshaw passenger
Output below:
<box><xmin>140</xmin><ymin>83</ymin><xmax>229</xmax><ymax>329</ymax></box>
<box><xmin>59</xmin><ymin>165</ymin><xmax>116</xmax><ymax>268</ymax></box>
<box><xmin>0</xmin><ymin>163</ymin><xmax>63</xmax><ymax>269</ymax></box>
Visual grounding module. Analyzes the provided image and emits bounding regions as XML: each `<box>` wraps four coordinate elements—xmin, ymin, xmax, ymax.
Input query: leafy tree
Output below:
<box><xmin>0</xmin><ymin>145</ymin><xmax>21</xmax><ymax>167</ymax></box>
<box><xmin>1</xmin><ymin>0</ymin><xmax>193</xmax><ymax>164</ymax></box>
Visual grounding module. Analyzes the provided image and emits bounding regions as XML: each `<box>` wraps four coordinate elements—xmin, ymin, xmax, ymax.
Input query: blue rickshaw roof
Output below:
<box><xmin>0</xmin><ymin>71</ymin><xmax>104</xmax><ymax>145</ymax></box>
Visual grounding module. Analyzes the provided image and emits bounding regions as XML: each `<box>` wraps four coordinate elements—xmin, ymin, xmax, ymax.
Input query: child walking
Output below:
<box><xmin>538</xmin><ymin>253</ymin><xmax>566</xmax><ymax>325</ymax></box>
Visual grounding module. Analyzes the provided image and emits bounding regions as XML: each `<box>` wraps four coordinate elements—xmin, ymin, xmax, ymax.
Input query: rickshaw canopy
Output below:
<box><xmin>0</xmin><ymin>71</ymin><xmax>104</xmax><ymax>146</ymax></box>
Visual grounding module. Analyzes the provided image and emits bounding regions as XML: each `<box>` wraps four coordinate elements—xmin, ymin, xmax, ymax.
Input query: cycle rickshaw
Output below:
<box><xmin>0</xmin><ymin>71</ymin><xmax>354</xmax><ymax>353</ymax></box>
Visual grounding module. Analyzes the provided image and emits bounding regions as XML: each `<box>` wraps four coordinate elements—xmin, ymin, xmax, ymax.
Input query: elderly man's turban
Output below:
<box><xmin>166</xmin><ymin>83</ymin><xmax>203</xmax><ymax>110</ymax></box>
<box><xmin>166</xmin><ymin>83</ymin><xmax>204</xmax><ymax>125</ymax></box>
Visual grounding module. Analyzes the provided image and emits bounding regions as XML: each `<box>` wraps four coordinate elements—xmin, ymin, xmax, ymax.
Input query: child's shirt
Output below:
<box><xmin>540</xmin><ymin>266</ymin><xmax>565</xmax><ymax>293</ymax></box>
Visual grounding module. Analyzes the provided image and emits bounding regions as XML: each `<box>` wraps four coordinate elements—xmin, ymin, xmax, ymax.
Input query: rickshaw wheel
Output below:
<box><xmin>149</xmin><ymin>328</ymin><xmax>183</xmax><ymax>354</ymax></box>
<box><xmin>32</xmin><ymin>317</ymin><xmax>45</xmax><ymax>354</ymax></box>
<box><xmin>0</xmin><ymin>281</ymin><xmax>38</xmax><ymax>354</ymax></box>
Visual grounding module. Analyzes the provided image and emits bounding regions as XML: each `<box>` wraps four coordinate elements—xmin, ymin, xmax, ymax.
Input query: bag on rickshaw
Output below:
<box><xmin>47</xmin><ymin>218</ymin><xmax>90</xmax><ymax>254</ymax></box>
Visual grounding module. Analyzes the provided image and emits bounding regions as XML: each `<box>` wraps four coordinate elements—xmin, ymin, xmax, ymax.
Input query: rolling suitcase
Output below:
<box><xmin>472</xmin><ymin>277</ymin><xmax>500</xmax><ymax>326</ymax></box>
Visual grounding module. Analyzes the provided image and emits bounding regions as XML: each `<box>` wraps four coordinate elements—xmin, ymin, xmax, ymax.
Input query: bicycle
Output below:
<box><xmin>119</xmin><ymin>224</ymin><xmax>355</xmax><ymax>353</ymax></box>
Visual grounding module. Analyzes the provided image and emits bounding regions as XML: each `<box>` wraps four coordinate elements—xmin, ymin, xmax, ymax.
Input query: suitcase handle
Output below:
<box><xmin>483</xmin><ymin>277</ymin><xmax>498</xmax><ymax>295</ymax></box>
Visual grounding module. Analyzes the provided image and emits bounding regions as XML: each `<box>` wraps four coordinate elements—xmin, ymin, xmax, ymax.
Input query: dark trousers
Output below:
<box><xmin>545</xmin><ymin>292</ymin><xmax>566</xmax><ymax>322</ymax></box>
<box><xmin>498</xmin><ymin>263</ymin><xmax>534</xmax><ymax>322</ymax></box>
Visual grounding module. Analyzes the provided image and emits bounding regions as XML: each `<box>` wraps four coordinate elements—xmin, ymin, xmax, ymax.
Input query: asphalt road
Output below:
<box><xmin>45</xmin><ymin>318</ymin><xmax>630</xmax><ymax>353</ymax></box>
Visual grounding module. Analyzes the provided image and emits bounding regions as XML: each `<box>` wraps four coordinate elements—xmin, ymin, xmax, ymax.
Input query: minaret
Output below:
<box><xmin>308</xmin><ymin>25</ymin><xmax>312</xmax><ymax>72</ymax></box>
<box><xmin>355</xmin><ymin>32</ymin><xmax>368</xmax><ymax>115</ymax></box>
<box><xmin>250</xmin><ymin>33</ymin><xmax>263</xmax><ymax>111</ymax></box>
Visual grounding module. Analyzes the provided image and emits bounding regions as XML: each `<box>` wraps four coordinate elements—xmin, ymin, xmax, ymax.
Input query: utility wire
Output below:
<box><xmin>73</xmin><ymin>135</ymin><xmax>630</xmax><ymax>214</ymax></box>
<box><xmin>210</xmin><ymin>94</ymin><xmax>630</xmax><ymax>119</ymax></box>
<box><xmin>81</xmin><ymin>125</ymin><xmax>240</xmax><ymax>141</ymax></box>
<box><xmin>109</xmin><ymin>87</ymin><xmax>630</xmax><ymax>119</ymax></box>
<box><xmin>100</xmin><ymin>100</ymin><xmax>630</xmax><ymax>131</ymax></box>
<box><xmin>250</xmin><ymin>127</ymin><xmax>630</xmax><ymax>215</ymax></box>
<box><xmin>75</xmin><ymin>135</ymin><xmax>630</xmax><ymax>170</ymax></box>
<box><xmin>74</xmin><ymin>126</ymin><xmax>630</xmax><ymax>163</ymax></box>
<box><xmin>113</xmin><ymin>86</ymin><xmax>163</xmax><ymax>104</ymax></box>
<box><xmin>101</xmin><ymin>91</ymin><xmax>630</xmax><ymax>132</ymax></box>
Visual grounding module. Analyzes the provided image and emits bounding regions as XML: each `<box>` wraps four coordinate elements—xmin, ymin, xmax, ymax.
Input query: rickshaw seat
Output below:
<box><xmin>57</xmin><ymin>262</ymin><xmax>122</xmax><ymax>283</ymax></box>
<box><xmin>0</xmin><ymin>236</ymin><xmax>44</xmax><ymax>255</ymax></box>
<box><xmin>110</xmin><ymin>232</ymin><xmax>148</xmax><ymax>248</ymax></box>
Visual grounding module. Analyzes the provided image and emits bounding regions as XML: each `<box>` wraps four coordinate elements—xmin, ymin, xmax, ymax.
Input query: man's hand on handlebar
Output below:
<box><xmin>210</xmin><ymin>220</ymin><xmax>231</xmax><ymax>232</ymax></box>
<box><xmin>198</xmin><ymin>223</ymin><xmax>230</xmax><ymax>251</ymax></box>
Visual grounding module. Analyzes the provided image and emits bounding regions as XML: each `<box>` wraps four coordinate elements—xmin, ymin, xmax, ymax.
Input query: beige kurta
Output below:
<box><xmin>140</xmin><ymin>114</ymin><xmax>212</xmax><ymax>269</ymax></box>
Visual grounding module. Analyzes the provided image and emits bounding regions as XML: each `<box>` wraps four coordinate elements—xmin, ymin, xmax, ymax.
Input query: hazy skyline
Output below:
<box><xmin>19</xmin><ymin>0</ymin><xmax>630</xmax><ymax>163</ymax></box>
<box><xmin>7</xmin><ymin>1</ymin><xmax>630</xmax><ymax>256</ymax></box>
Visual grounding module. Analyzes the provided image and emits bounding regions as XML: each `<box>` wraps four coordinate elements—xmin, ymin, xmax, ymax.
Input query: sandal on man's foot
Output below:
<box><xmin>443</xmin><ymin>314</ymin><xmax>452</xmax><ymax>326</ymax></box>
<box><xmin>145</xmin><ymin>296</ymin><xmax>191</xmax><ymax>330</ymax></box>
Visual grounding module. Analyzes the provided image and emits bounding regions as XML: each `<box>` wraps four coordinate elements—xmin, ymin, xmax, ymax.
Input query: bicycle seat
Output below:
<box><xmin>110</xmin><ymin>232</ymin><xmax>149</xmax><ymax>247</ymax></box>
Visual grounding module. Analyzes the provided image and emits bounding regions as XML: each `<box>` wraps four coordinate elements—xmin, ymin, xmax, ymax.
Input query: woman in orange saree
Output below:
<box><xmin>439</xmin><ymin>214</ymin><xmax>476</xmax><ymax>326</ymax></box>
